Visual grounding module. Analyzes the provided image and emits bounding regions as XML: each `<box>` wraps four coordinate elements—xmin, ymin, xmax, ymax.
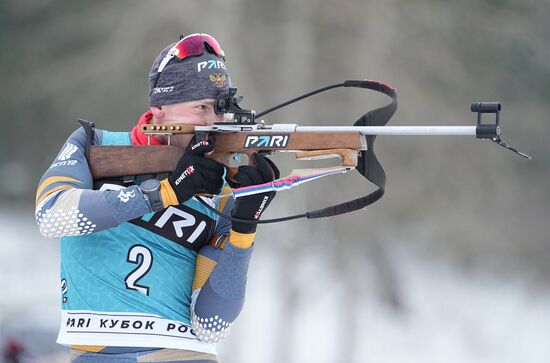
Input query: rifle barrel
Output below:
<box><xmin>146</xmin><ymin>124</ymin><xmax>480</xmax><ymax>137</ymax></box>
<box><xmin>288</xmin><ymin>125</ymin><xmax>478</xmax><ymax>136</ymax></box>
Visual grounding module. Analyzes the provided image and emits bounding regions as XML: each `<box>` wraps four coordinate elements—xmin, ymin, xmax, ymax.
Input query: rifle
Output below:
<box><xmin>83</xmin><ymin>80</ymin><xmax>530</xmax><ymax>223</ymax></box>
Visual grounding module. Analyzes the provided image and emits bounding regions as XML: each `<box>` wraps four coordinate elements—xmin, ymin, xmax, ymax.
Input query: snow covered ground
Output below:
<box><xmin>2</xmin><ymin>208</ymin><xmax>549</xmax><ymax>363</ymax></box>
<box><xmin>220</xmin><ymin>244</ymin><xmax>550</xmax><ymax>363</ymax></box>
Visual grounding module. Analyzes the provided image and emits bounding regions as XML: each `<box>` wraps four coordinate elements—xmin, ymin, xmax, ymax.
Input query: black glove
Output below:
<box><xmin>230</xmin><ymin>153</ymin><xmax>280</xmax><ymax>233</ymax></box>
<box><xmin>167</xmin><ymin>135</ymin><xmax>225</xmax><ymax>202</ymax></box>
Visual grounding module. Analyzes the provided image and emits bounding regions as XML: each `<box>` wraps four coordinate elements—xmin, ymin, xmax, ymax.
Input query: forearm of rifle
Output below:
<box><xmin>296</xmin><ymin>148</ymin><xmax>358</xmax><ymax>167</ymax></box>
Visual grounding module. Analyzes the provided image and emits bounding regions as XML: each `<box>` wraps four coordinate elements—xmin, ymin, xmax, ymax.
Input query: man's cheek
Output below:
<box><xmin>171</xmin><ymin>134</ymin><xmax>194</xmax><ymax>148</ymax></box>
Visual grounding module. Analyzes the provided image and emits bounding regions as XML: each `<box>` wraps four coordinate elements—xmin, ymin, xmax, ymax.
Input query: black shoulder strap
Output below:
<box><xmin>305</xmin><ymin>80</ymin><xmax>397</xmax><ymax>219</ymax></box>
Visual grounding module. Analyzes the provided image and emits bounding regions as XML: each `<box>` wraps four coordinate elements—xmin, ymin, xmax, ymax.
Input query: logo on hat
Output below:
<box><xmin>209</xmin><ymin>73</ymin><xmax>227</xmax><ymax>88</ymax></box>
<box><xmin>197</xmin><ymin>60</ymin><xmax>226</xmax><ymax>72</ymax></box>
<box><xmin>152</xmin><ymin>86</ymin><xmax>175</xmax><ymax>94</ymax></box>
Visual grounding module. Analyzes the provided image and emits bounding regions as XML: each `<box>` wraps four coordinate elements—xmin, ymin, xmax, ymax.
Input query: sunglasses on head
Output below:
<box><xmin>152</xmin><ymin>33</ymin><xmax>225</xmax><ymax>90</ymax></box>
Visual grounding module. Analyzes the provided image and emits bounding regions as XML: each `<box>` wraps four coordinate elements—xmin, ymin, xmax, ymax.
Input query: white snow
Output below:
<box><xmin>2</xmin><ymin>208</ymin><xmax>549</xmax><ymax>363</ymax></box>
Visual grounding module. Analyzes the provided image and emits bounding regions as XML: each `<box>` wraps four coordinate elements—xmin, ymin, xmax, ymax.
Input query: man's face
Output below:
<box><xmin>151</xmin><ymin>99</ymin><xmax>223</xmax><ymax>147</ymax></box>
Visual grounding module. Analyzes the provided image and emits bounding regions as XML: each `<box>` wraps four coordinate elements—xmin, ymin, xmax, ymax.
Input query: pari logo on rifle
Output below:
<box><xmin>244</xmin><ymin>134</ymin><xmax>289</xmax><ymax>149</ymax></box>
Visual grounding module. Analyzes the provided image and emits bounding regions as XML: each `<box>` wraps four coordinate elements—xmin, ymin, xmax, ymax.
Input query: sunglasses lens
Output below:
<box><xmin>202</xmin><ymin>36</ymin><xmax>225</xmax><ymax>57</ymax></box>
<box><xmin>174</xmin><ymin>34</ymin><xmax>225</xmax><ymax>60</ymax></box>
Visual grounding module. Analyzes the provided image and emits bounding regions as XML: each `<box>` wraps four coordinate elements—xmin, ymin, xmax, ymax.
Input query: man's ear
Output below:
<box><xmin>149</xmin><ymin>106</ymin><xmax>164</xmax><ymax>120</ymax></box>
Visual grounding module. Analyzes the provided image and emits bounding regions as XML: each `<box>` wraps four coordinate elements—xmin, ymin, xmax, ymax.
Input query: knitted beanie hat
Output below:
<box><xmin>148</xmin><ymin>38</ymin><xmax>231</xmax><ymax>106</ymax></box>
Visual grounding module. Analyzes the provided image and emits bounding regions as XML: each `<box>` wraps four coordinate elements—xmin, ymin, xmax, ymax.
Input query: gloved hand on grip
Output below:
<box><xmin>161</xmin><ymin>135</ymin><xmax>225</xmax><ymax>205</ymax></box>
<box><xmin>230</xmin><ymin>153</ymin><xmax>280</xmax><ymax>234</ymax></box>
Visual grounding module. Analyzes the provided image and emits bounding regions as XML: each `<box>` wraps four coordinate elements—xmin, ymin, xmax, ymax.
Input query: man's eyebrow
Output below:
<box><xmin>193</xmin><ymin>99</ymin><xmax>215</xmax><ymax>104</ymax></box>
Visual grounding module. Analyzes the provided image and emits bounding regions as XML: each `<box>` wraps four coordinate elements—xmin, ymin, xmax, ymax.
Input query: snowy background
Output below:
<box><xmin>2</xmin><ymin>207</ymin><xmax>550</xmax><ymax>363</ymax></box>
<box><xmin>2</xmin><ymin>0</ymin><xmax>550</xmax><ymax>362</ymax></box>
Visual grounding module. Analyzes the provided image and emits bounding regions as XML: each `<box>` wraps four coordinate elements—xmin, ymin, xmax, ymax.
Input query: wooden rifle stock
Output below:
<box><xmin>89</xmin><ymin>132</ymin><xmax>365</xmax><ymax>179</ymax></box>
<box><xmin>90</xmin><ymin>145</ymin><xmax>183</xmax><ymax>179</ymax></box>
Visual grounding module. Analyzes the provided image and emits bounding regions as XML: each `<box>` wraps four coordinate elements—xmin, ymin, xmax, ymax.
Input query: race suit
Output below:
<box><xmin>35</xmin><ymin>113</ymin><xmax>252</xmax><ymax>357</ymax></box>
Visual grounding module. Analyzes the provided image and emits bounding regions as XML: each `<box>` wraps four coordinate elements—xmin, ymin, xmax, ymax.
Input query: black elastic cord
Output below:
<box><xmin>256</xmin><ymin>83</ymin><xmax>344</xmax><ymax>118</ymax></box>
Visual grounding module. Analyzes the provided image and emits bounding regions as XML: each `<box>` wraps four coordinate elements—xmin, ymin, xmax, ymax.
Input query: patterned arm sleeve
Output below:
<box><xmin>35</xmin><ymin>127</ymin><xmax>153</xmax><ymax>238</ymax></box>
<box><xmin>190</xmin><ymin>196</ymin><xmax>254</xmax><ymax>343</ymax></box>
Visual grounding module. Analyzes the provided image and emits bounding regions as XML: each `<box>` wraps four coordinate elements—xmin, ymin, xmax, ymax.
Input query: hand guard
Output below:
<box><xmin>166</xmin><ymin>135</ymin><xmax>225</xmax><ymax>203</ymax></box>
<box><xmin>230</xmin><ymin>153</ymin><xmax>280</xmax><ymax>233</ymax></box>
